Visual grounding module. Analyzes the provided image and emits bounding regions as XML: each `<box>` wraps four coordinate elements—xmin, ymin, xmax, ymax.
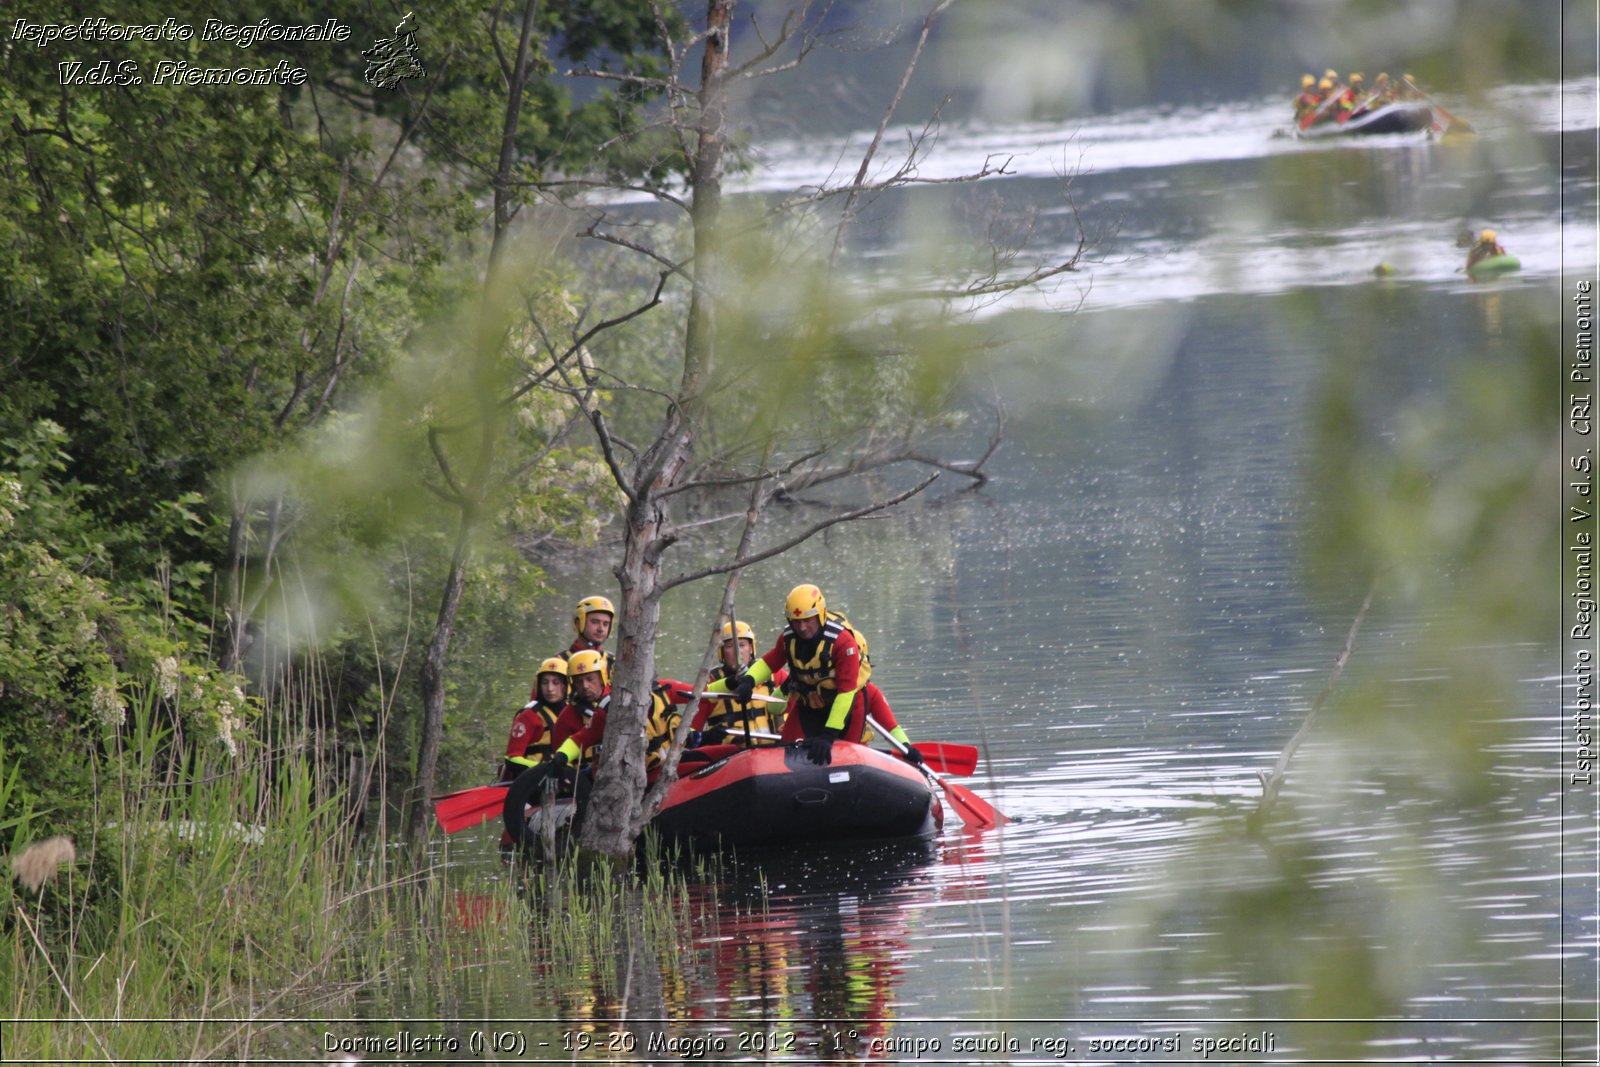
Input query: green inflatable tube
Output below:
<box><xmin>1468</xmin><ymin>253</ymin><xmax>1521</xmax><ymax>276</ymax></box>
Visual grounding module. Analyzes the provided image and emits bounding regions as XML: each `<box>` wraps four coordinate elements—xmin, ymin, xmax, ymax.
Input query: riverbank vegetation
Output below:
<box><xmin>3</xmin><ymin>0</ymin><xmax>1057</xmax><ymax>1048</ymax></box>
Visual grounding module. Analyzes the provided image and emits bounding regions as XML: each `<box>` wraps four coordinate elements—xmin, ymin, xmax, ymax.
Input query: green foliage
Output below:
<box><xmin>0</xmin><ymin>422</ymin><xmax>251</xmax><ymax>843</ymax></box>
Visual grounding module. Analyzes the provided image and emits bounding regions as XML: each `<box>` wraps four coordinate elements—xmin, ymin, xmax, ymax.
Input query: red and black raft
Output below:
<box><xmin>503</xmin><ymin>742</ymin><xmax>943</xmax><ymax>851</ymax></box>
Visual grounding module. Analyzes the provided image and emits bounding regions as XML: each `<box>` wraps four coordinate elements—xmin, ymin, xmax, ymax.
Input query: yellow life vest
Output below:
<box><xmin>703</xmin><ymin>664</ymin><xmax>784</xmax><ymax>739</ymax></box>
<box><xmin>783</xmin><ymin>611</ymin><xmax>871</xmax><ymax>699</ymax></box>
<box><xmin>643</xmin><ymin>684</ymin><xmax>685</xmax><ymax>773</ymax></box>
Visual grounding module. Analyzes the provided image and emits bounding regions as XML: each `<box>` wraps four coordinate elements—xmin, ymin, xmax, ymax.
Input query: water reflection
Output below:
<box><xmin>681</xmin><ymin>840</ymin><xmax>939</xmax><ymax>1060</ymax></box>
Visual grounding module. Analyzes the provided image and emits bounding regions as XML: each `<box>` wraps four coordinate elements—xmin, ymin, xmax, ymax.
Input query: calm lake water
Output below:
<box><xmin>357</xmin><ymin>77</ymin><xmax>1596</xmax><ymax>1064</ymax></box>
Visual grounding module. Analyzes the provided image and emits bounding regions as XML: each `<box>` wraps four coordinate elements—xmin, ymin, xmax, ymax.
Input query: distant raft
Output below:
<box><xmin>1297</xmin><ymin>100</ymin><xmax>1436</xmax><ymax>139</ymax></box>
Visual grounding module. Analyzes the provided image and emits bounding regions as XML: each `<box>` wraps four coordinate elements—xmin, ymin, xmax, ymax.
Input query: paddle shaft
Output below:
<box><xmin>1403</xmin><ymin>77</ymin><xmax>1472</xmax><ymax>133</ymax></box>
<box><xmin>866</xmin><ymin>714</ymin><xmax>1005</xmax><ymax>829</ymax></box>
<box><xmin>711</xmin><ymin>692</ymin><xmax>978</xmax><ymax>773</ymax></box>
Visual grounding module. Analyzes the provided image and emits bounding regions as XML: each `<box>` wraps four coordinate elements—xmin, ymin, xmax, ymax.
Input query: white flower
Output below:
<box><xmin>157</xmin><ymin>657</ymin><xmax>179</xmax><ymax>700</ymax></box>
<box><xmin>215</xmin><ymin>701</ymin><xmax>239</xmax><ymax>758</ymax></box>
<box><xmin>91</xmin><ymin>685</ymin><xmax>126</xmax><ymax>727</ymax></box>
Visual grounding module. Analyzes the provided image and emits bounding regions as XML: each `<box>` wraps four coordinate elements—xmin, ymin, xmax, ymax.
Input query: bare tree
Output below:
<box><xmin>528</xmin><ymin>0</ymin><xmax>1096</xmax><ymax>860</ymax></box>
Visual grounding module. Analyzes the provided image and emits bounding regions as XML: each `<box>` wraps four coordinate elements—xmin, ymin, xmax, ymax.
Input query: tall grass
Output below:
<box><xmin>2</xmin><ymin>690</ymin><xmax>708</xmax><ymax>1062</ymax></box>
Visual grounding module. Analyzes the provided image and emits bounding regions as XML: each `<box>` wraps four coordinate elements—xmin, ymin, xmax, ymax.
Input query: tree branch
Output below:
<box><xmin>661</xmin><ymin>473</ymin><xmax>938</xmax><ymax>592</ymax></box>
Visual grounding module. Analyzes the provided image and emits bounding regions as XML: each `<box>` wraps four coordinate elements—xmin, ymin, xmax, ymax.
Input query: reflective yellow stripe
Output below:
<box><xmin>825</xmin><ymin>687</ymin><xmax>858</xmax><ymax>733</ymax></box>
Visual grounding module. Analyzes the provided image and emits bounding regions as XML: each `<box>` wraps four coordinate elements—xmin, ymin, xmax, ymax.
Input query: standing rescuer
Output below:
<box><xmin>710</xmin><ymin>584</ymin><xmax>920</xmax><ymax>767</ymax></box>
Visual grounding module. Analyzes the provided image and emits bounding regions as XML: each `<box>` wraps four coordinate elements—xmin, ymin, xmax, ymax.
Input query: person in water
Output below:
<box><xmin>708</xmin><ymin>583</ymin><xmax>920</xmax><ymax>767</ymax></box>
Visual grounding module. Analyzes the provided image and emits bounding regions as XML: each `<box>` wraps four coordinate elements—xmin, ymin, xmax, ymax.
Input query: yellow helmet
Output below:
<box><xmin>532</xmin><ymin>657</ymin><xmax>568</xmax><ymax>699</ymax></box>
<box><xmin>784</xmin><ymin>584</ymin><xmax>826</xmax><ymax>621</ymax></box>
<box><xmin>720</xmin><ymin>620</ymin><xmax>756</xmax><ymax>644</ymax></box>
<box><xmin>567</xmin><ymin>649</ymin><xmax>609</xmax><ymax>686</ymax></box>
<box><xmin>1318</xmin><ymin>78</ymin><xmax>1334</xmax><ymax>91</ymax></box>
<box><xmin>1301</xmin><ymin>74</ymin><xmax>1315</xmax><ymax>88</ymax></box>
<box><xmin>572</xmin><ymin>595</ymin><xmax>615</xmax><ymax>635</ymax></box>
<box><xmin>1349</xmin><ymin>72</ymin><xmax>1363</xmax><ymax>84</ymax></box>
<box><xmin>1375</xmin><ymin>72</ymin><xmax>1390</xmax><ymax>83</ymax></box>
<box><xmin>1480</xmin><ymin>229</ymin><xmax>1497</xmax><ymax>243</ymax></box>
<box><xmin>1324</xmin><ymin>68</ymin><xmax>1338</xmax><ymax>80</ymax></box>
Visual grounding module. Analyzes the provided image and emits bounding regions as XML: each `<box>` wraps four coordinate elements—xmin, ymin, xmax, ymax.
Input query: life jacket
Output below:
<box><xmin>643</xmin><ymin>683</ymin><xmax>687</xmax><ymax>773</ymax></box>
<box><xmin>702</xmin><ymin>664</ymin><xmax>785</xmax><ymax>740</ymax></box>
<box><xmin>500</xmin><ymin>700</ymin><xmax>560</xmax><ymax>780</ymax></box>
<box><xmin>783</xmin><ymin>611</ymin><xmax>872</xmax><ymax>700</ymax></box>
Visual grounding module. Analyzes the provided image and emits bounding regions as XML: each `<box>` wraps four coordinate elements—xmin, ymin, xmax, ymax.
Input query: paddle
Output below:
<box><xmin>1402</xmin><ymin>77</ymin><xmax>1474</xmax><ymax>134</ymax></box>
<box><xmin>867</xmin><ymin>714</ymin><xmax>1005</xmax><ymax>830</ymax></box>
<box><xmin>710</xmin><ymin>693</ymin><xmax>980</xmax><ymax>775</ymax></box>
<box><xmin>436</xmin><ymin>785</ymin><xmax>508</xmax><ymax>834</ymax></box>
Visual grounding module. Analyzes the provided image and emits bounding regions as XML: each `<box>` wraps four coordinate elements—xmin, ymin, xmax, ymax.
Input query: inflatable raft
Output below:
<box><xmin>1467</xmin><ymin>253</ymin><xmax>1521</xmax><ymax>277</ymax></box>
<box><xmin>503</xmin><ymin>742</ymin><xmax>942</xmax><ymax>851</ymax></box>
<box><xmin>1298</xmin><ymin>100</ymin><xmax>1436</xmax><ymax>139</ymax></box>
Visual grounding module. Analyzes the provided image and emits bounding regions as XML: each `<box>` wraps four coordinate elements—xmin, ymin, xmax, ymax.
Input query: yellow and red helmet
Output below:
<box><xmin>720</xmin><ymin>620</ymin><xmax>756</xmax><ymax>644</ymax></box>
<box><xmin>567</xmin><ymin>649</ymin><xmax>609</xmax><ymax>687</ymax></box>
<box><xmin>572</xmin><ymin>595</ymin><xmax>615</xmax><ymax>635</ymax></box>
<box><xmin>784</xmin><ymin>584</ymin><xmax>826</xmax><ymax>621</ymax></box>
<box><xmin>532</xmin><ymin>657</ymin><xmax>568</xmax><ymax>699</ymax></box>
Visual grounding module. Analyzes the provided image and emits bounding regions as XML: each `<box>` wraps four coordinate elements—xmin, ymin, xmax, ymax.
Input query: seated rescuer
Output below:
<box><xmin>558</xmin><ymin>595</ymin><xmax>617</xmax><ymax>676</ymax></box>
<box><xmin>708</xmin><ymin>583</ymin><xmax>921</xmax><ymax>768</ymax></box>
<box><xmin>499</xmin><ymin>657</ymin><xmax>568</xmax><ymax>783</ymax></box>
<box><xmin>1292</xmin><ymin>74</ymin><xmax>1321</xmax><ymax>122</ymax></box>
<box><xmin>1466</xmin><ymin>228</ymin><xmax>1507</xmax><ymax>270</ymax></box>
<box><xmin>549</xmin><ymin>650</ymin><xmax>693</xmax><ymax>781</ymax></box>
<box><xmin>689</xmin><ymin>620</ymin><xmax>788</xmax><ymax>746</ymax></box>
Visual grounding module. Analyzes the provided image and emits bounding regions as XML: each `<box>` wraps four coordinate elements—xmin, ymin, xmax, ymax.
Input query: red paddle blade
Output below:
<box><xmin>938</xmin><ymin>777</ymin><xmax>1005</xmax><ymax>830</ymax></box>
<box><xmin>435</xmin><ymin>786</ymin><xmax>508</xmax><ymax>834</ymax></box>
<box><xmin>914</xmin><ymin>742</ymin><xmax>978</xmax><ymax>776</ymax></box>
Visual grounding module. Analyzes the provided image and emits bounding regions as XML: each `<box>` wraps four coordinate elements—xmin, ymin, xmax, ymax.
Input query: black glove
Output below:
<box><xmin>804</xmin><ymin>729</ymin><xmax>839</xmax><ymax>766</ymax></box>
<box><xmin>701</xmin><ymin>726</ymin><xmax>727</xmax><ymax>746</ymax></box>
<box><xmin>731</xmin><ymin>673</ymin><xmax>756</xmax><ymax>702</ymax></box>
<box><xmin>686</xmin><ymin>730</ymin><xmax>704</xmax><ymax>749</ymax></box>
<box><xmin>548</xmin><ymin>751</ymin><xmax>569</xmax><ymax>771</ymax></box>
<box><xmin>900</xmin><ymin>744</ymin><xmax>924</xmax><ymax>768</ymax></box>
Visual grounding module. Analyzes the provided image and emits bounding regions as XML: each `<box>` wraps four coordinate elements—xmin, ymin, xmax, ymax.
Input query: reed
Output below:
<box><xmin>3</xmin><ymin>686</ymin><xmax>713</xmax><ymax>1062</ymax></box>
<box><xmin>0</xmin><ymin>688</ymin><xmax>401</xmax><ymax>1062</ymax></box>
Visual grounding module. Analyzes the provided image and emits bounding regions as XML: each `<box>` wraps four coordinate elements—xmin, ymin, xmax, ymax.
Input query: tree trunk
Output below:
<box><xmin>407</xmin><ymin>517</ymin><xmax>472</xmax><ymax>845</ymax></box>
<box><xmin>574</xmin><ymin>0</ymin><xmax>733</xmax><ymax>860</ymax></box>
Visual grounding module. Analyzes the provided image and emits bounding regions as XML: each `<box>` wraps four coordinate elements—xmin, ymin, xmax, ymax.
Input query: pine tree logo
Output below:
<box><xmin>362</xmin><ymin>12</ymin><xmax>425</xmax><ymax>90</ymax></box>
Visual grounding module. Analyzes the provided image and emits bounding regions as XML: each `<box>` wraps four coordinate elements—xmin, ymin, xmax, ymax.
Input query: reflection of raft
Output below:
<box><xmin>1467</xmin><ymin>253</ymin><xmax>1521</xmax><ymax>277</ymax></box>
<box><xmin>504</xmin><ymin>743</ymin><xmax>941</xmax><ymax>852</ymax></box>
<box><xmin>1298</xmin><ymin>100</ymin><xmax>1436</xmax><ymax>139</ymax></box>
